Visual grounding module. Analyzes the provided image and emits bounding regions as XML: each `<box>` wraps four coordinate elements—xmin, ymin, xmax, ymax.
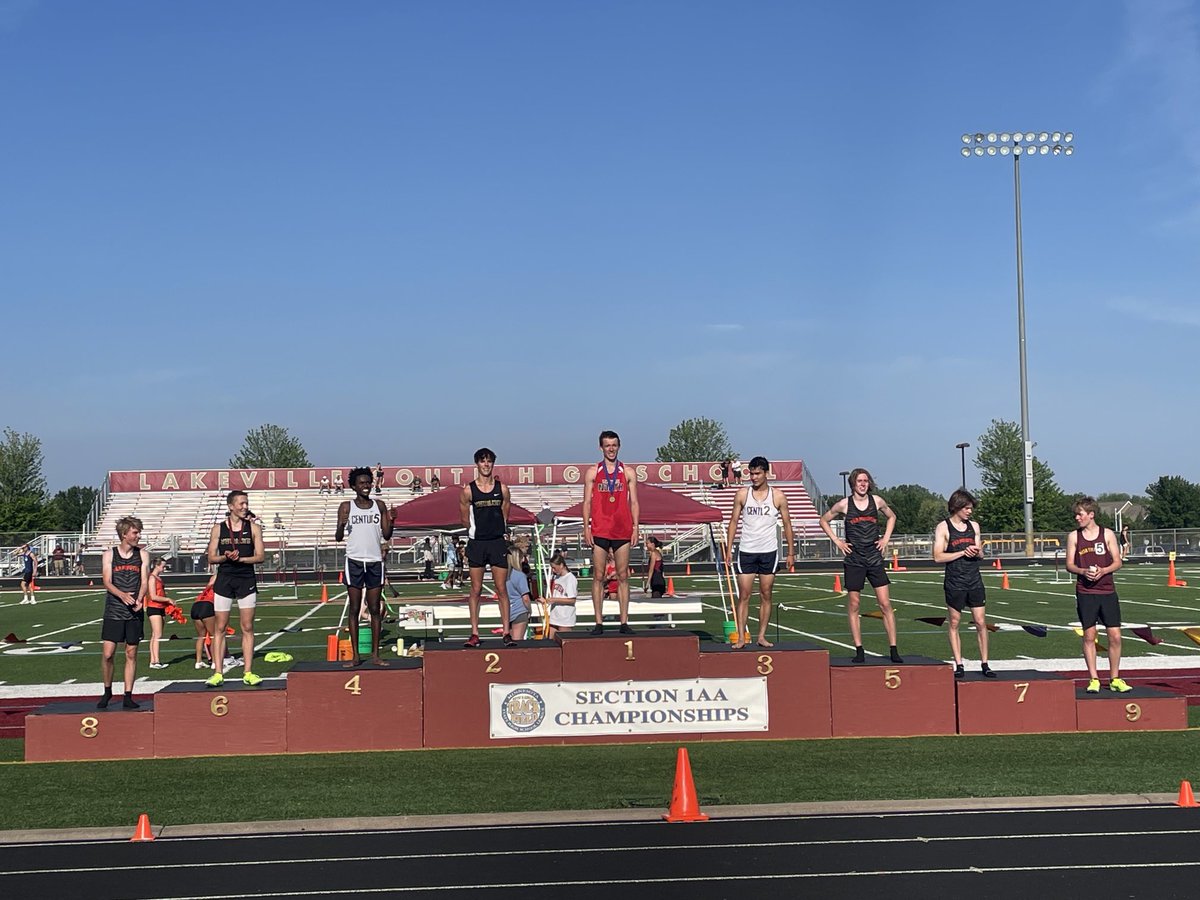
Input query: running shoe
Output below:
<box><xmin>981</xmin><ymin>663</ymin><xmax>997</xmax><ymax>679</ymax></box>
<box><xmin>502</xmin><ymin>633</ymin><xmax>515</xmax><ymax>646</ymax></box>
<box><xmin>590</xmin><ymin>624</ymin><xmax>604</xmax><ymax>635</ymax></box>
<box><xmin>1109</xmin><ymin>677</ymin><xmax>1133</xmax><ymax>693</ymax></box>
<box><xmin>242</xmin><ymin>672</ymin><xmax>263</xmax><ymax>686</ymax></box>
<box><xmin>194</xmin><ymin>662</ymin><xmax>209</xmax><ymax>670</ymax></box>
<box><xmin>1086</xmin><ymin>678</ymin><xmax>1101</xmax><ymax>693</ymax></box>
<box><xmin>619</xmin><ymin>623</ymin><xmax>634</xmax><ymax>635</ymax></box>
<box><xmin>205</xmin><ymin>672</ymin><xmax>224</xmax><ymax>687</ymax></box>
<box><xmin>954</xmin><ymin>664</ymin><xmax>965</xmax><ymax>680</ymax></box>
<box><xmin>463</xmin><ymin>634</ymin><xmax>480</xmax><ymax>648</ymax></box>
<box><xmin>149</xmin><ymin>663</ymin><xmax>169</xmax><ymax>670</ymax></box>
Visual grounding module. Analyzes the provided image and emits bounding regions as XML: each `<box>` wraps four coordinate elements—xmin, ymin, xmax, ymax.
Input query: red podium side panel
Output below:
<box><xmin>698</xmin><ymin>643</ymin><xmax>831</xmax><ymax>740</ymax></box>
<box><xmin>956</xmin><ymin>670</ymin><xmax>1077</xmax><ymax>735</ymax></box>
<box><xmin>560</xmin><ymin>632</ymin><xmax>700</xmax><ymax>682</ymax></box>
<box><xmin>1075</xmin><ymin>686</ymin><xmax>1187</xmax><ymax>732</ymax></box>
<box><xmin>830</xmin><ymin>656</ymin><xmax>956</xmax><ymax>737</ymax></box>
<box><xmin>154</xmin><ymin>680</ymin><xmax>287</xmax><ymax>758</ymax></box>
<box><xmin>422</xmin><ymin>639</ymin><xmax>563</xmax><ymax>748</ymax></box>
<box><xmin>286</xmin><ymin>660</ymin><xmax>423</xmax><ymax>752</ymax></box>
<box><xmin>25</xmin><ymin>701</ymin><xmax>155</xmax><ymax>762</ymax></box>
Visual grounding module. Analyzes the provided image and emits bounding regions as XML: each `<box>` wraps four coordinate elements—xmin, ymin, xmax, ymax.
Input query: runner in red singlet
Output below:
<box><xmin>581</xmin><ymin>430</ymin><xmax>640</xmax><ymax>634</ymax></box>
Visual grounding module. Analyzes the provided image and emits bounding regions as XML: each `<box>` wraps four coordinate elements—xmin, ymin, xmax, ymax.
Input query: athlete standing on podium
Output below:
<box><xmin>725</xmin><ymin>456</ymin><xmax>795</xmax><ymax>650</ymax></box>
<box><xmin>820</xmin><ymin>468</ymin><xmax>902</xmax><ymax>663</ymax></box>
<box><xmin>583</xmin><ymin>430</ymin><xmax>640</xmax><ymax>635</ymax></box>
<box><xmin>933</xmin><ymin>489</ymin><xmax>994</xmax><ymax>679</ymax></box>
<box><xmin>336</xmin><ymin>467</ymin><xmax>393</xmax><ymax>667</ymax></box>
<box><xmin>461</xmin><ymin>448</ymin><xmax>511</xmax><ymax>647</ymax></box>
<box><xmin>205</xmin><ymin>490</ymin><xmax>264</xmax><ymax>686</ymax></box>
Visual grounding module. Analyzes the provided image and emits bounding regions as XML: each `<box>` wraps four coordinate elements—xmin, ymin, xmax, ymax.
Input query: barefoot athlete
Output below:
<box><xmin>335</xmin><ymin>467</ymin><xmax>393</xmax><ymax>667</ymax></box>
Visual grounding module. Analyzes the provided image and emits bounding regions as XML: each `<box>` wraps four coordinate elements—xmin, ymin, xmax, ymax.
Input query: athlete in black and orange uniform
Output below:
<box><xmin>933</xmin><ymin>489</ymin><xmax>993</xmax><ymax>679</ymax></box>
<box><xmin>820</xmin><ymin>467</ymin><xmax>901</xmax><ymax>663</ymax></box>
<box><xmin>99</xmin><ymin>515</ymin><xmax>149</xmax><ymax>709</ymax></box>
<box><xmin>582</xmin><ymin>430</ymin><xmax>640</xmax><ymax>634</ymax></box>
<box><xmin>205</xmin><ymin>490</ymin><xmax>265</xmax><ymax>686</ymax></box>
<box><xmin>459</xmin><ymin>447</ymin><xmax>511</xmax><ymax>647</ymax></box>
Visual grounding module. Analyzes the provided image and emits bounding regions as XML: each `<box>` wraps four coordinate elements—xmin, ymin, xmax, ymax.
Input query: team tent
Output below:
<box><xmin>390</xmin><ymin>488</ymin><xmax>538</xmax><ymax>529</ymax></box>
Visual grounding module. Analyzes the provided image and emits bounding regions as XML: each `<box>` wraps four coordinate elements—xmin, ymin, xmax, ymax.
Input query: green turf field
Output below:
<box><xmin>3</xmin><ymin>563</ymin><xmax>1200</xmax><ymax>687</ymax></box>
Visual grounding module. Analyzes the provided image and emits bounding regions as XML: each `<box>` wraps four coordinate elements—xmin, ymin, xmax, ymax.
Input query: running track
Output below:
<box><xmin>3</xmin><ymin>804</ymin><xmax>1199</xmax><ymax>898</ymax></box>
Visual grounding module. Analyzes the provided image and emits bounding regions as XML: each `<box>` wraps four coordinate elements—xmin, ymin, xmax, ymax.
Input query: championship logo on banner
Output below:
<box><xmin>488</xmin><ymin>677</ymin><xmax>768</xmax><ymax>739</ymax></box>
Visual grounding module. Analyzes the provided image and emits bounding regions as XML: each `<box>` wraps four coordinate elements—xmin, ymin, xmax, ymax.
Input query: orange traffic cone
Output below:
<box><xmin>995</xmin><ymin>558</ymin><xmax>1003</xmax><ymax>570</ymax></box>
<box><xmin>130</xmin><ymin>813</ymin><xmax>156</xmax><ymax>841</ymax></box>
<box><xmin>685</xmin><ymin>563</ymin><xmax>691</xmax><ymax>576</ymax></box>
<box><xmin>320</xmin><ymin>584</ymin><xmax>329</xmax><ymax>603</ymax></box>
<box><xmin>833</xmin><ymin>574</ymin><xmax>842</xmax><ymax>593</ymax></box>
<box><xmin>663</xmin><ymin>747</ymin><xmax>708</xmax><ymax>823</ymax></box>
<box><xmin>891</xmin><ymin>550</ymin><xmax>907</xmax><ymax>572</ymax></box>
<box><xmin>337</xmin><ymin>570</ymin><xmax>344</xmax><ymax>584</ymax></box>
<box><xmin>1168</xmin><ymin>560</ymin><xmax>1188</xmax><ymax>588</ymax></box>
<box><xmin>1178</xmin><ymin>780</ymin><xmax>1197</xmax><ymax>808</ymax></box>
<box><xmin>666</xmin><ymin>577</ymin><xmax>676</xmax><ymax>597</ymax></box>
<box><xmin>326</xmin><ymin>633</ymin><xmax>339</xmax><ymax>662</ymax></box>
<box><xmin>1001</xmin><ymin>573</ymin><xmax>1010</xmax><ymax>590</ymax></box>
<box><xmin>88</xmin><ymin>579</ymin><xmax>94</xmax><ymax>586</ymax></box>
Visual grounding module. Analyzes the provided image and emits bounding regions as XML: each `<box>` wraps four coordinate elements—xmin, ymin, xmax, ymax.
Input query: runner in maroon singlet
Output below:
<box><xmin>1065</xmin><ymin>496</ymin><xmax>1130</xmax><ymax>693</ymax></box>
<box><xmin>582</xmin><ymin>430</ymin><xmax>640</xmax><ymax>634</ymax></box>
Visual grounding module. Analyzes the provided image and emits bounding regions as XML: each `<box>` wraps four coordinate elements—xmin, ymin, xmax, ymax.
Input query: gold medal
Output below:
<box><xmin>609</xmin><ymin>494</ymin><xmax>616</xmax><ymax>503</ymax></box>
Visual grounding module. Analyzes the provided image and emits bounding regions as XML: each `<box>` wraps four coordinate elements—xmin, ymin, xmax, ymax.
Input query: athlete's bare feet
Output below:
<box><xmin>731</xmin><ymin>639</ymin><xmax>746</xmax><ymax>650</ymax></box>
<box><xmin>369</xmin><ymin>657</ymin><xmax>390</xmax><ymax>668</ymax></box>
<box><xmin>342</xmin><ymin>656</ymin><xmax>362</xmax><ymax>669</ymax></box>
<box><xmin>757</xmin><ymin>637</ymin><xmax>774</xmax><ymax>648</ymax></box>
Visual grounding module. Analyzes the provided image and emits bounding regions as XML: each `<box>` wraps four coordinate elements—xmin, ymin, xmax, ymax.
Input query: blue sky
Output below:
<box><xmin>3</xmin><ymin>0</ymin><xmax>1198</xmax><ymax>499</ymax></box>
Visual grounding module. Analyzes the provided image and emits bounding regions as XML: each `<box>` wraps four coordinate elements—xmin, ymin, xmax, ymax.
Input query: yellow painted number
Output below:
<box><xmin>344</xmin><ymin>674</ymin><xmax>361</xmax><ymax>696</ymax></box>
<box><xmin>624</xmin><ymin>640</ymin><xmax>635</xmax><ymax>660</ymax></box>
<box><xmin>756</xmin><ymin>654</ymin><xmax>774</xmax><ymax>675</ymax></box>
<box><xmin>884</xmin><ymin>669</ymin><xmax>902</xmax><ymax>690</ymax></box>
<box><xmin>80</xmin><ymin>716</ymin><xmax>99</xmax><ymax>739</ymax></box>
<box><xmin>1014</xmin><ymin>682</ymin><xmax>1030</xmax><ymax>703</ymax></box>
<box><xmin>210</xmin><ymin>695</ymin><xmax>229</xmax><ymax>717</ymax></box>
<box><xmin>1125</xmin><ymin>703</ymin><xmax>1142</xmax><ymax>722</ymax></box>
<box><xmin>484</xmin><ymin>652</ymin><xmax>502</xmax><ymax>674</ymax></box>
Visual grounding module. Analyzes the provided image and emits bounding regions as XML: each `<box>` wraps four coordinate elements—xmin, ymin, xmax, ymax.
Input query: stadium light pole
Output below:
<box><xmin>961</xmin><ymin>130</ymin><xmax>1073</xmax><ymax>557</ymax></box>
<box><xmin>955</xmin><ymin>442</ymin><xmax>970</xmax><ymax>489</ymax></box>
<box><xmin>839</xmin><ymin>470</ymin><xmax>850</xmax><ymax>498</ymax></box>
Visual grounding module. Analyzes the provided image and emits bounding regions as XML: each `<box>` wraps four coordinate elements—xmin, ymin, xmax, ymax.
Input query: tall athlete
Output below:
<box><xmin>460</xmin><ymin>447</ymin><xmax>511</xmax><ymax>647</ymax></box>
<box><xmin>1066</xmin><ymin>496</ymin><xmax>1130</xmax><ymax>693</ymax></box>
<box><xmin>205</xmin><ymin>490</ymin><xmax>265</xmax><ymax>686</ymax></box>
<box><xmin>99</xmin><ymin>516</ymin><xmax>149</xmax><ymax>709</ymax></box>
<box><xmin>582</xmin><ymin>430</ymin><xmax>640</xmax><ymax>635</ymax></box>
<box><xmin>725</xmin><ymin>457</ymin><xmax>795</xmax><ymax>649</ymax></box>
<box><xmin>19</xmin><ymin>544</ymin><xmax>37</xmax><ymax>604</ymax></box>
<box><xmin>933</xmin><ymin>489</ymin><xmax>994</xmax><ymax>678</ymax></box>
<box><xmin>335</xmin><ymin>467</ymin><xmax>393</xmax><ymax>667</ymax></box>
<box><xmin>820</xmin><ymin>468</ymin><xmax>902</xmax><ymax>663</ymax></box>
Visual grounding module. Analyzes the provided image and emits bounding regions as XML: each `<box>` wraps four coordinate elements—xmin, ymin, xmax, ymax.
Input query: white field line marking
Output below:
<box><xmin>253</xmin><ymin>593</ymin><xmax>344</xmax><ymax>653</ymax></box>
<box><xmin>9</xmin><ymin>827</ymin><xmax>1200</xmax><ymax>877</ymax></box>
<box><xmin>96</xmin><ymin>861</ymin><xmax>1200</xmax><ymax>898</ymax></box>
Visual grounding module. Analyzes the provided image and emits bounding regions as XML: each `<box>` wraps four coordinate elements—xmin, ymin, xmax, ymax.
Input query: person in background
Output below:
<box><xmin>144</xmin><ymin>556</ymin><xmax>171</xmax><ymax>670</ymax></box>
<box><xmin>643</xmin><ymin>535</ymin><xmax>667</xmax><ymax>598</ymax></box>
<box><xmin>505</xmin><ymin>547</ymin><xmax>532</xmax><ymax>641</ymax></box>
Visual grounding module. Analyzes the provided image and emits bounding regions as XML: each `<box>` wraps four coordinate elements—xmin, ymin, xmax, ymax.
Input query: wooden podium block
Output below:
<box><xmin>956</xmin><ymin>670</ymin><xmax>1076</xmax><ymax>735</ymax></box>
<box><xmin>830</xmin><ymin>655</ymin><xmax>955</xmax><ymax>737</ymax></box>
<box><xmin>25</xmin><ymin>701</ymin><xmax>155</xmax><ymax>762</ymax></box>
<box><xmin>154</xmin><ymin>680</ymin><xmax>287</xmax><ymax>758</ymax></box>
<box><xmin>560</xmin><ymin>631</ymin><xmax>700</xmax><ymax>682</ymax></box>
<box><xmin>698</xmin><ymin>642</ymin><xmax>831</xmax><ymax>740</ymax></box>
<box><xmin>1076</xmin><ymin>685</ymin><xmax>1187</xmax><ymax>732</ymax></box>
<box><xmin>286</xmin><ymin>660</ymin><xmax>424</xmax><ymax>753</ymax></box>
<box><xmin>422</xmin><ymin>640</ymin><xmax>563</xmax><ymax>748</ymax></box>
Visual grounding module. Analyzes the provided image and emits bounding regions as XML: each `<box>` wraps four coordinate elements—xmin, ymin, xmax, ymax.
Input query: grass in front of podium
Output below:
<box><xmin>1</xmin><ymin>725</ymin><xmax>1200</xmax><ymax>830</ymax></box>
<box><xmin>3</xmin><ymin>564</ymin><xmax>1200</xmax><ymax>686</ymax></box>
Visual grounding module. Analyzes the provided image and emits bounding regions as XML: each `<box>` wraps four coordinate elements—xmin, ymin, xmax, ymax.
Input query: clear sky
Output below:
<box><xmin>3</xmin><ymin>0</ymin><xmax>1198</xmax><ymax>499</ymax></box>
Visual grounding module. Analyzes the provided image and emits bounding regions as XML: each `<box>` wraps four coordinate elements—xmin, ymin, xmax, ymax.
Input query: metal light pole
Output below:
<box><xmin>961</xmin><ymin>130</ymin><xmax>1073</xmax><ymax>556</ymax></box>
<box><xmin>955</xmin><ymin>442</ymin><xmax>970</xmax><ymax>489</ymax></box>
<box><xmin>839</xmin><ymin>470</ymin><xmax>850</xmax><ymax>498</ymax></box>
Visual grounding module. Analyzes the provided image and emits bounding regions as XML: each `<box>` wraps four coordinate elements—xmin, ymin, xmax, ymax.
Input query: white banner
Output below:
<box><xmin>489</xmin><ymin>677</ymin><xmax>768</xmax><ymax>739</ymax></box>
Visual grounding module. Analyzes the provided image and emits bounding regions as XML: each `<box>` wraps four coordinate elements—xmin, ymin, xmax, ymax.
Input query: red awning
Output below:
<box><xmin>391</xmin><ymin>489</ymin><xmax>537</xmax><ymax>529</ymax></box>
<box><xmin>555</xmin><ymin>483</ymin><xmax>722</xmax><ymax>525</ymax></box>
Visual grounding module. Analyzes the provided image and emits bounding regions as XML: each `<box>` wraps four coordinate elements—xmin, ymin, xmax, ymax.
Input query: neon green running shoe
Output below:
<box><xmin>1086</xmin><ymin>678</ymin><xmax>1101</xmax><ymax>693</ymax></box>
<box><xmin>205</xmin><ymin>672</ymin><xmax>224</xmax><ymax>687</ymax></box>
<box><xmin>1109</xmin><ymin>677</ymin><xmax>1132</xmax><ymax>693</ymax></box>
<box><xmin>242</xmin><ymin>672</ymin><xmax>263</xmax><ymax>686</ymax></box>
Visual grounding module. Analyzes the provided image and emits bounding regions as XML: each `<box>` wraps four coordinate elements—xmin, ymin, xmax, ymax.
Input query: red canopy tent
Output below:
<box><xmin>554</xmin><ymin>483</ymin><xmax>721</xmax><ymax>524</ymax></box>
<box><xmin>391</xmin><ymin>489</ymin><xmax>537</xmax><ymax>529</ymax></box>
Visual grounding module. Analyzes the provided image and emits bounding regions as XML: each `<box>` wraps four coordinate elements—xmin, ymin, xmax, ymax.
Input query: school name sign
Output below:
<box><xmin>108</xmin><ymin>461</ymin><xmax>806</xmax><ymax>492</ymax></box>
<box><xmin>488</xmin><ymin>678</ymin><xmax>769</xmax><ymax>739</ymax></box>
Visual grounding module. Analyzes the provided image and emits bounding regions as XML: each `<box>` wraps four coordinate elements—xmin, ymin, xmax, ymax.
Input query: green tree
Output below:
<box><xmin>0</xmin><ymin>428</ymin><xmax>52</xmax><ymax>533</ymax></box>
<box><xmin>1143</xmin><ymin>476</ymin><xmax>1200</xmax><ymax>529</ymax></box>
<box><xmin>47</xmin><ymin>485</ymin><xmax>99</xmax><ymax>531</ymax></box>
<box><xmin>229</xmin><ymin>424</ymin><xmax>312</xmax><ymax>469</ymax></box>
<box><xmin>973</xmin><ymin>419</ymin><xmax>1074</xmax><ymax>533</ymax></box>
<box><xmin>880</xmin><ymin>484</ymin><xmax>946</xmax><ymax>533</ymax></box>
<box><xmin>655</xmin><ymin>417</ymin><xmax>735</xmax><ymax>463</ymax></box>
